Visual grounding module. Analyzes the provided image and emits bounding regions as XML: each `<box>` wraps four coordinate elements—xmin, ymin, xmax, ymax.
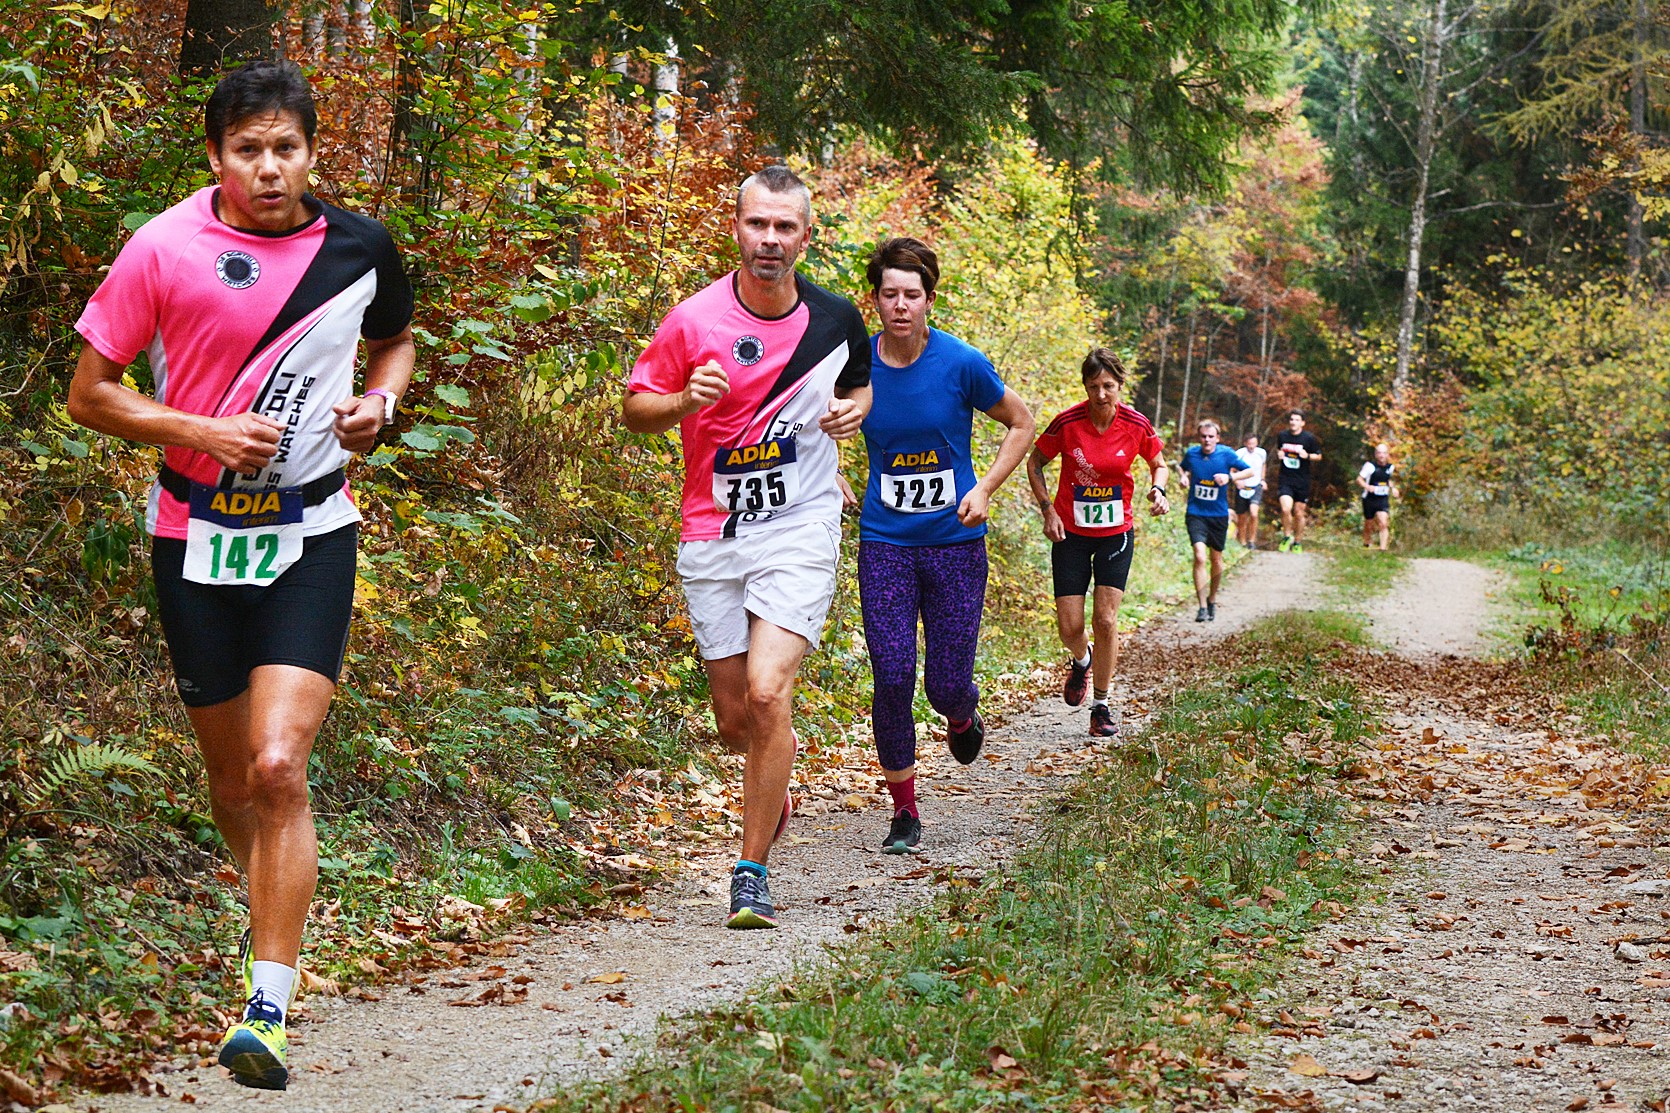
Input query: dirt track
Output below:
<box><xmin>93</xmin><ymin>548</ymin><xmax>1658</xmax><ymax>1113</ymax></box>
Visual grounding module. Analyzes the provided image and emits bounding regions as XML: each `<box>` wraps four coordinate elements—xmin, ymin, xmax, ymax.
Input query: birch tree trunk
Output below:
<box><xmin>1628</xmin><ymin>0</ymin><xmax>1649</xmax><ymax>279</ymax></box>
<box><xmin>1392</xmin><ymin>0</ymin><xmax>1448</xmax><ymax>407</ymax></box>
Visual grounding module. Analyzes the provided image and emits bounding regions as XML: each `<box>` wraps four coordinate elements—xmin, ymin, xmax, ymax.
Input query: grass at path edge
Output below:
<box><xmin>548</xmin><ymin>612</ymin><xmax>1376</xmax><ymax>1112</ymax></box>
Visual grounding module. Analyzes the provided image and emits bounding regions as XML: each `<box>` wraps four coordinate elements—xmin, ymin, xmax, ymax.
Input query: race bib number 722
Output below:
<box><xmin>879</xmin><ymin>445</ymin><xmax>954</xmax><ymax>514</ymax></box>
<box><xmin>712</xmin><ymin>437</ymin><xmax>799</xmax><ymax>515</ymax></box>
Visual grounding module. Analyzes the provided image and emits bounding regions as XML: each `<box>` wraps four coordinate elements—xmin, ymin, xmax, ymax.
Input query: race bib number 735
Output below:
<box><xmin>712</xmin><ymin>437</ymin><xmax>799</xmax><ymax>516</ymax></box>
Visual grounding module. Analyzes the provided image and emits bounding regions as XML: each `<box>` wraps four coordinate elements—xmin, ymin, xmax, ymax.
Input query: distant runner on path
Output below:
<box><xmin>835</xmin><ymin>237</ymin><xmax>1034</xmax><ymax>856</ymax></box>
<box><xmin>1177</xmin><ymin>420</ymin><xmax>1255</xmax><ymax>622</ymax></box>
<box><xmin>1234</xmin><ymin>432</ymin><xmax>1267</xmax><ymax>549</ymax></box>
<box><xmin>622</xmin><ymin>165</ymin><xmax>871</xmax><ymax>930</ymax></box>
<box><xmin>1358</xmin><ymin>442</ymin><xmax>1401</xmax><ymax>550</ymax></box>
<box><xmin>1027</xmin><ymin>348</ymin><xmax>1169</xmax><ymax>737</ymax></box>
<box><xmin>1274</xmin><ymin>410</ymin><xmax>1322</xmax><ymax>552</ymax></box>
<box><xmin>66</xmin><ymin>60</ymin><xmax>415</xmax><ymax>1090</ymax></box>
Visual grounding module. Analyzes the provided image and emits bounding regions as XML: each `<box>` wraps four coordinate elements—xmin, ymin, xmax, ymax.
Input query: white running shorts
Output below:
<box><xmin>675</xmin><ymin>519</ymin><xmax>840</xmax><ymax>659</ymax></box>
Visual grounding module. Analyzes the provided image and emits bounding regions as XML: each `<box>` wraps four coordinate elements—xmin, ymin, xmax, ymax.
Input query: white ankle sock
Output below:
<box><xmin>1074</xmin><ymin>652</ymin><xmax>1091</xmax><ymax>669</ymax></box>
<box><xmin>248</xmin><ymin>960</ymin><xmax>296</xmax><ymax>1021</ymax></box>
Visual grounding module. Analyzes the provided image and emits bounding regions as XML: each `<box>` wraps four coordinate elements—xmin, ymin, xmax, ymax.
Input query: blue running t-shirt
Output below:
<box><xmin>859</xmin><ymin>329</ymin><xmax>1007</xmax><ymax>546</ymax></box>
<box><xmin>1180</xmin><ymin>444</ymin><xmax>1250</xmax><ymax>518</ymax></box>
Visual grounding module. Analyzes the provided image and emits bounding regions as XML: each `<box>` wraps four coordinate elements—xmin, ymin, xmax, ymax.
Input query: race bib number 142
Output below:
<box><xmin>182</xmin><ymin>484</ymin><xmax>304</xmax><ymax>586</ymax></box>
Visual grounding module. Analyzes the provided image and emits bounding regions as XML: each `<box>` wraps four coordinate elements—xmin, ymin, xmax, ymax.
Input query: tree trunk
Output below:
<box><xmin>652</xmin><ymin>38</ymin><xmax>680</xmax><ymax>144</ymax></box>
<box><xmin>1628</xmin><ymin>0</ymin><xmax>1649</xmax><ymax>279</ymax></box>
<box><xmin>1392</xmin><ymin>0</ymin><xmax>1447</xmax><ymax>408</ymax></box>
<box><xmin>385</xmin><ymin>0</ymin><xmax>428</xmax><ymax>212</ymax></box>
<box><xmin>1152</xmin><ymin>310</ymin><xmax>1171</xmax><ymax>427</ymax></box>
<box><xmin>179</xmin><ymin>0</ymin><xmax>277</xmax><ymax>76</ymax></box>
<box><xmin>1178</xmin><ymin>309</ymin><xmax>1199</xmax><ymax>444</ymax></box>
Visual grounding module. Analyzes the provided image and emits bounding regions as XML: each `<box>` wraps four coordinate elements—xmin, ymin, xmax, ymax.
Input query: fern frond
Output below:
<box><xmin>28</xmin><ymin>743</ymin><xmax>160</xmax><ymax>810</ymax></box>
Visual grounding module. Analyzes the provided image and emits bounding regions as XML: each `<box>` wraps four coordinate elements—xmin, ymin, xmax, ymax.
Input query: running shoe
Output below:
<box><xmin>1291</xmin><ymin>542</ymin><xmax>1303</xmax><ymax>552</ymax></box>
<box><xmin>1278</xmin><ymin>535</ymin><xmax>1293</xmax><ymax>552</ymax></box>
<box><xmin>947</xmin><ymin>711</ymin><xmax>984</xmax><ymax>765</ymax></box>
<box><xmin>1207</xmin><ymin>601</ymin><xmax>1217</xmax><ymax>621</ymax></box>
<box><xmin>1089</xmin><ymin>703</ymin><xmax>1120</xmax><ymax>737</ymax></box>
<box><xmin>235</xmin><ymin>928</ymin><xmax>299</xmax><ymax>1012</ymax></box>
<box><xmin>1195</xmin><ymin>606</ymin><xmax>1208</xmax><ymax>623</ymax></box>
<box><xmin>881</xmin><ymin>811</ymin><xmax>922</xmax><ymax>855</ymax></box>
<box><xmin>1063</xmin><ymin>653</ymin><xmax>1091</xmax><ymax>707</ymax></box>
<box><xmin>774</xmin><ymin>790</ymin><xmax>794</xmax><ymax>843</ymax></box>
<box><xmin>218</xmin><ymin>990</ymin><xmax>288</xmax><ymax>1090</ymax></box>
<box><xmin>726</xmin><ymin>870</ymin><xmax>777</xmax><ymax>929</ymax></box>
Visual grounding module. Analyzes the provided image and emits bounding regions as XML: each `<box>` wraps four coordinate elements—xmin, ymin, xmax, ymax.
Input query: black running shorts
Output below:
<box><xmin>1233</xmin><ymin>486</ymin><xmax>1262</xmax><ymax>513</ymax></box>
<box><xmin>151</xmin><ymin>524</ymin><xmax>358</xmax><ymax>707</ymax></box>
<box><xmin>1186</xmin><ymin>513</ymin><xmax>1230</xmax><ymax>552</ymax></box>
<box><xmin>1051</xmin><ymin>530</ymin><xmax>1133</xmax><ymax>597</ymax></box>
<box><xmin>1361</xmin><ymin>496</ymin><xmax>1389</xmax><ymax>521</ymax></box>
<box><xmin>1277</xmin><ymin>475</ymin><xmax>1312</xmax><ymax>504</ymax></box>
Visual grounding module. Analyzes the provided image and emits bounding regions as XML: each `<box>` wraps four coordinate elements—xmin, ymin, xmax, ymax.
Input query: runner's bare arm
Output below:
<box><xmin>333</xmin><ymin>326</ymin><xmax>417</xmax><ymax>454</ymax></box>
<box><xmin>67</xmin><ymin>342</ymin><xmax>282</xmax><ymax>475</ymax></box>
<box><xmin>1147</xmin><ymin>456</ymin><xmax>1171</xmax><ymax>516</ymax></box>
<box><xmin>819</xmin><ymin>383</ymin><xmax>872</xmax><ymax>440</ymax></box>
<box><xmin>958</xmin><ymin>389</ymin><xmax>1035</xmax><ymax>527</ymax></box>
<box><xmin>621</xmin><ymin>360</ymin><xmax>730</xmax><ymax>435</ymax></box>
<box><xmin>1026</xmin><ymin>447</ymin><xmax>1066</xmax><ymax>542</ymax></box>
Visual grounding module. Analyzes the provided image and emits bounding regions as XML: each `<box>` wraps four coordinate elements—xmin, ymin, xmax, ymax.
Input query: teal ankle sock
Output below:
<box><xmin>735</xmin><ymin>859</ymin><xmax>767</xmax><ymax>878</ymax></box>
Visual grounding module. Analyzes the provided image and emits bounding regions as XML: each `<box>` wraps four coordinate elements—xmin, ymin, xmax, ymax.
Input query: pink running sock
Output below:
<box><xmin>886</xmin><ymin>776</ymin><xmax>918</xmax><ymax>818</ymax></box>
<box><xmin>948</xmin><ymin>717</ymin><xmax>972</xmax><ymax>733</ymax></box>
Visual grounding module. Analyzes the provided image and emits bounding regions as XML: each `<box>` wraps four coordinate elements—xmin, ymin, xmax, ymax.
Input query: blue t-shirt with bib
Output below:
<box><xmin>859</xmin><ymin>329</ymin><xmax>1007</xmax><ymax>546</ymax></box>
<box><xmin>1180</xmin><ymin>444</ymin><xmax>1250</xmax><ymax>518</ymax></box>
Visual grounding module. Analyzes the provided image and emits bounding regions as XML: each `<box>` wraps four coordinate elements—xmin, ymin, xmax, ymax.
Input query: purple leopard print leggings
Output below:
<box><xmin>857</xmin><ymin>538</ymin><xmax>988</xmax><ymax>771</ymax></box>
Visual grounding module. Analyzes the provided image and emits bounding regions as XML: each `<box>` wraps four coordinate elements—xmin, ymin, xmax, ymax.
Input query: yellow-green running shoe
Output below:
<box><xmin>218</xmin><ymin>990</ymin><xmax>288</xmax><ymax>1090</ymax></box>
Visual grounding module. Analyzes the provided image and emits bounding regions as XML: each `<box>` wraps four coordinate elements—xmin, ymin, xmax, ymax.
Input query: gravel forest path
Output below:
<box><xmin>82</xmin><ymin>549</ymin><xmax>1670</xmax><ymax>1113</ymax></box>
<box><xmin>1227</xmin><ymin>559</ymin><xmax>1670</xmax><ymax>1113</ymax></box>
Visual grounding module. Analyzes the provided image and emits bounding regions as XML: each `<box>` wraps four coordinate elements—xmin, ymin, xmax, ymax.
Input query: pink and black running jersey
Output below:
<box><xmin>1034</xmin><ymin>402</ymin><xmax>1165</xmax><ymax>538</ymax></box>
<box><xmin>75</xmin><ymin>186</ymin><xmax>413</xmax><ymax>539</ymax></box>
<box><xmin>629</xmin><ymin>272</ymin><xmax>870</xmax><ymax>541</ymax></box>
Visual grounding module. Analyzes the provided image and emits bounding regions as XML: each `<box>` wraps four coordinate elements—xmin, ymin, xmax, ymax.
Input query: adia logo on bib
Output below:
<box><xmin>215</xmin><ymin>250</ymin><xmax>261</xmax><ymax>289</ymax></box>
<box><xmin>889</xmin><ymin>450</ymin><xmax>940</xmax><ymax>468</ymax></box>
<box><xmin>202</xmin><ymin>489</ymin><xmax>290</xmax><ymax>527</ymax></box>
<box><xmin>732</xmin><ymin>335</ymin><xmax>764</xmax><ymax>366</ymax></box>
<box><xmin>721</xmin><ymin>441</ymin><xmax>785</xmax><ymax>469</ymax></box>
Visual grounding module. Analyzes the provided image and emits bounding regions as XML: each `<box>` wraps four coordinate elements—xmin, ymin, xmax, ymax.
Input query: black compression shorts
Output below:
<box><xmin>1051</xmin><ymin>530</ymin><xmax>1133</xmax><ymax>597</ymax></box>
<box><xmin>151</xmin><ymin>524</ymin><xmax>358</xmax><ymax>707</ymax></box>
<box><xmin>1186</xmin><ymin>513</ymin><xmax>1229</xmax><ymax>552</ymax></box>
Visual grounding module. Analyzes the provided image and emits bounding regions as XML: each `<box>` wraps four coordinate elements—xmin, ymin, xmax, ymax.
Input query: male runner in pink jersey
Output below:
<box><xmin>623</xmin><ymin>165</ymin><xmax>871</xmax><ymax>928</ymax></box>
<box><xmin>67</xmin><ymin>60</ymin><xmax>414</xmax><ymax>1090</ymax></box>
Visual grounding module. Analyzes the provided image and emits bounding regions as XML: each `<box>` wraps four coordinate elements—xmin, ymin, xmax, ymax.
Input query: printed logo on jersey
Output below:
<box><xmin>732</xmin><ymin>335</ymin><xmax>765</xmax><ymax>366</ymax></box>
<box><xmin>215</xmin><ymin>250</ymin><xmax>261</xmax><ymax>289</ymax></box>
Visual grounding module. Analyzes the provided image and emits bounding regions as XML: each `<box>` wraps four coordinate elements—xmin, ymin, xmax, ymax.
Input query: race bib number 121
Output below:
<box><xmin>1071</xmin><ymin>484</ymin><xmax>1123</xmax><ymax>529</ymax></box>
